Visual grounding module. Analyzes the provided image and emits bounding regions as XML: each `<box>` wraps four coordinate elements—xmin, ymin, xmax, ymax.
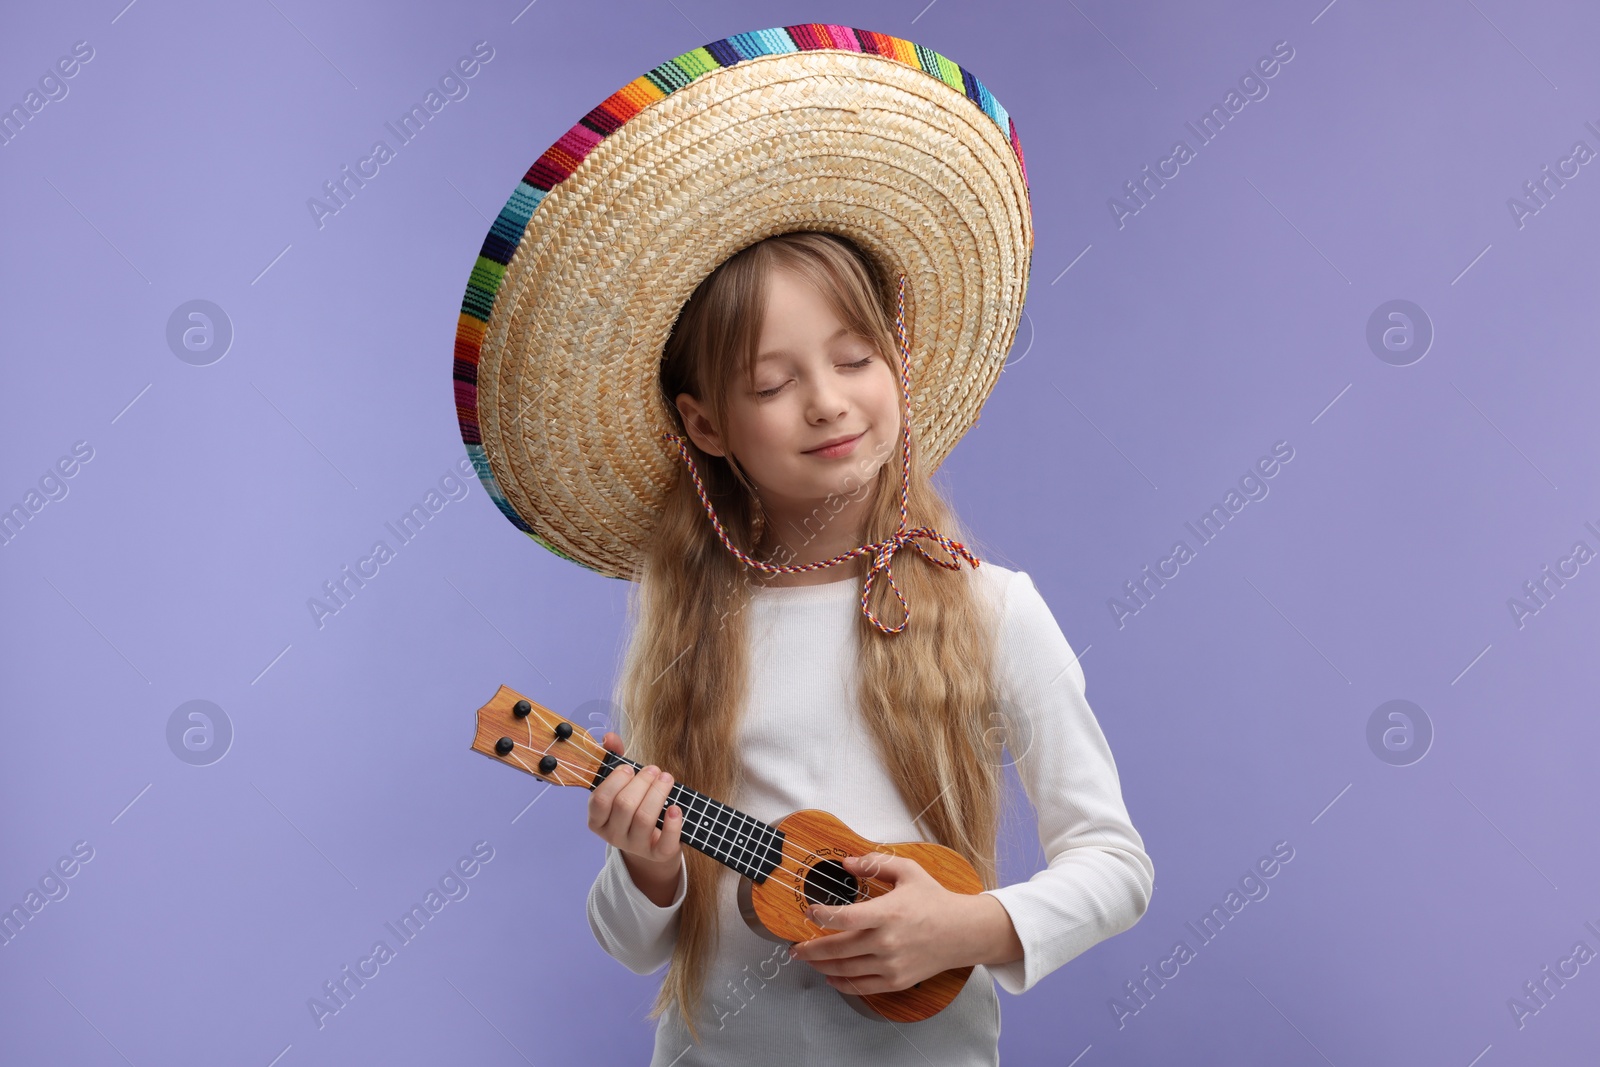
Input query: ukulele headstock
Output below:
<box><xmin>469</xmin><ymin>685</ymin><xmax>612</xmax><ymax>789</ymax></box>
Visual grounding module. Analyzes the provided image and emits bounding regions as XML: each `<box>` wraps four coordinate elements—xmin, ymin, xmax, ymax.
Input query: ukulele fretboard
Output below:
<box><xmin>593</xmin><ymin>752</ymin><xmax>784</xmax><ymax>884</ymax></box>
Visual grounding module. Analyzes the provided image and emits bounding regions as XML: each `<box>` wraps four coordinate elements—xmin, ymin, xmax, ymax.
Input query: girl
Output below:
<box><xmin>582</xmin><ymin>231</ymin><xmax>1154</xmax><ymax>1064</ymax></box>
<box><xmin>450</xmin><ymin>25</ymin><xmax>1152</xmax><ymax>1066</ymax></box>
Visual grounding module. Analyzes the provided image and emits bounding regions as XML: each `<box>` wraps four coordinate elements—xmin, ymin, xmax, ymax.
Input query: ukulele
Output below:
<box><xmin>469</xmin><ymin>684</ymin><xmax>984</xmax><ymax>1023</ymax></box>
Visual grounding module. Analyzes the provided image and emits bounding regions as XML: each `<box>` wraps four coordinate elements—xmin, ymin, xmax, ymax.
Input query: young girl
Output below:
<box><xmin>581</xmin><ymin>231</ymin><xmax>1154</xmax><ymax>1064</ymax></box>
<box><xmin>450</xmin><ymin>25</ymin><xmax>1153</xmax><ymax>1065</ymax></box>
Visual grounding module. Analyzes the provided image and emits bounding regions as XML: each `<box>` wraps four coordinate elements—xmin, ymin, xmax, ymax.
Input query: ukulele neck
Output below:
<box><xmin>593</xmin><ymin>752</ymin><xmax>784</xmax><ymax>884</ymax></box>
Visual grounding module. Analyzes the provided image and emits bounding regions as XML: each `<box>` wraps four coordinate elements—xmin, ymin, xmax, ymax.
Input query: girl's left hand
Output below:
<box><xmin>791</xmin><ymin>852</ymin><xmax>996</xmax><ymax>995</ymax></box>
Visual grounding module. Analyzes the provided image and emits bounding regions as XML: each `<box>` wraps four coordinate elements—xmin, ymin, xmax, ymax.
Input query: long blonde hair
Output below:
<box><xmin>614</xmin><ymin>230</ymin><xmax>1005</xmax><ymax>1043</ymax></box>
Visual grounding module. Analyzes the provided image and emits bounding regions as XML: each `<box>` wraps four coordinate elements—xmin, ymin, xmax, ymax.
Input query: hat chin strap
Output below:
<box><xmin>660</xmin><ymin>273</ymin><xmax>982</xmax><ymax>635</ymax></box>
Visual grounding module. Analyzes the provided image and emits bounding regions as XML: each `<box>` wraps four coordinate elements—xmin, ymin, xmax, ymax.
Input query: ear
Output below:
<box><xmin>674</xmin><ymin>393</ymin><xmax>728</xmax><ymax>458</ymax></box>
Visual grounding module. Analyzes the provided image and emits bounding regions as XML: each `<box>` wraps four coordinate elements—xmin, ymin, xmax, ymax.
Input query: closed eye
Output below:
<box><xmin>755</xmin><ymin>357</ymin><xmax>875</xmax><ymax>399</ymax></box>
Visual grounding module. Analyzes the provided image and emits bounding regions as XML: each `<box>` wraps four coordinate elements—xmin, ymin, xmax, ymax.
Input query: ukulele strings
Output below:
<box><xmin>503</xmin><ymin>732</ymin><xmax>897</xmax><ymax>901</ymax></box>
<box><xmin>514</xmin><ymin>725</ymin><xmax>895</xmax><ymax>896</ymax></box>
<box><xmin>539</xmin><ymin>728</ymin><xmax>900</xmax><ymax>898</ymax></box>
<box><xmin>510</xmin><ymin>743</ymin><xmax>890</xmax><ymax>906</ymax></box>
<box><xmin>506</xmin><ymin>737</ymin><xmax>893</xmax><ymax>901</ymax></box>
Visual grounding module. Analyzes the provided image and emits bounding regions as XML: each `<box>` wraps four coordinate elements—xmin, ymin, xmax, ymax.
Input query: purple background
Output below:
<box><xmin>3</xmin><ymin>1</ymin><xmax>1597</xmax><ymax>1064</ymax></box>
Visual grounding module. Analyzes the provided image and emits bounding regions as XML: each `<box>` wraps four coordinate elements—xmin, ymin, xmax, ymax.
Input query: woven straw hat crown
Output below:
<box><xmin>452</xmin><ymin>25</ymin><xmax>1034</xmax><ymax>580</ymax></box>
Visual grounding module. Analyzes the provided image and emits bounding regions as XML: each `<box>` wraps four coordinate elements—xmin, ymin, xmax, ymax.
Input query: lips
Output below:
<box><xmin>805</xmin><ymin>431</ymin><xmax>865</xmax><ymax>454</ymax></box>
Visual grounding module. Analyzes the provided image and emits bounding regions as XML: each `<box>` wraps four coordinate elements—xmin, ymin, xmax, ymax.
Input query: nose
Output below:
<box><xmin>803</xmin><ymin>371</ymin><xmax>849</xmax><ymax>423</ymax></box>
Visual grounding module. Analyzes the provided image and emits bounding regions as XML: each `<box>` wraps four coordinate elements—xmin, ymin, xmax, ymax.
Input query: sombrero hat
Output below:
<box><xmin>451</xmin><ymin>24</ymin><xmax>1034</xmax><ymax>583</ymax></box>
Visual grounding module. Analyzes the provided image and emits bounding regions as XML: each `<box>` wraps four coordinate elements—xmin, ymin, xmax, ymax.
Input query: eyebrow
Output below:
<box><xmin>755</xmin><ymin>326</ymin><xmax>852</xmax><ymax>364</ymax></box>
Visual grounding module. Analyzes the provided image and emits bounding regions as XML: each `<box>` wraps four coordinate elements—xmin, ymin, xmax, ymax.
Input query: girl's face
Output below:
<box><xmin>675</xmin><ymin>267</ymin><xmax>902</xmax><ymax>529</ymax></box>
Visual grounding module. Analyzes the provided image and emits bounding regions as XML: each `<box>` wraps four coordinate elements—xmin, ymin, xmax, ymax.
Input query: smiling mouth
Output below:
<box><xmin>804</xmin><ymin>431</ymin><xmax>865</xmax><ymax>456</ymax></box>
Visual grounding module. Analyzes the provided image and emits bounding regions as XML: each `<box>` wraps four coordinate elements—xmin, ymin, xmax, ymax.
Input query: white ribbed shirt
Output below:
<box><xmin>586</xmin><ymin>562</ymin><xmax>1154</xmax><ymax>1065</ymax></box>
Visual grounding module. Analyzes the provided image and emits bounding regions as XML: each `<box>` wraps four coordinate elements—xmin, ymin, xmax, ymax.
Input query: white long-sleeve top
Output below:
<box><xmin>586</xmin><ymin>562</ymin><xmax>1154</xmax><ymax>1065</ymax></box>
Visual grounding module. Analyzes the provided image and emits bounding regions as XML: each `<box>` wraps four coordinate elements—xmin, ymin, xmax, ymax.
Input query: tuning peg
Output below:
<box><xmin>495</xmin><ymin>737</ymin><xmax>514</xmax><ymax>756</ymax></box>
<box><xmin>555</xmin><ymin>721</ymin><xmax>573</xmax><ymax>740</ymax></box>
<box><xmin>539</xmin><ymin>755</ymin><xmax>558</xmax><ymax>775</ymax></box>
<box><xmin>513</xmin><ymin>700</ymin><xmax>532</xmax><ymax>718</ymax></box>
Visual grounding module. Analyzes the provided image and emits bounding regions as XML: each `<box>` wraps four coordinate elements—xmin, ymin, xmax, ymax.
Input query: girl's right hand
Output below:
<box><xmin>586</xmin><ymin>731</ymin><xmax>684</xmax><ymax>871</ymax></box>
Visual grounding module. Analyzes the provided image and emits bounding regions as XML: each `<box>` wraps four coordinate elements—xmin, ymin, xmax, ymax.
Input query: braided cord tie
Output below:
<box><xmin>660</xmin><ymin>272</ymin><xmax>981</xmax><ymax>635</ymax></box>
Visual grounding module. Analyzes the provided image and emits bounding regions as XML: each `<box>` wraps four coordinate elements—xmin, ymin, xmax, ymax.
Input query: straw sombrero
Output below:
<box><xmin>451</xmin><ymin>24</ymin><xmax>1034</xmax><ymax>582</ymax></box>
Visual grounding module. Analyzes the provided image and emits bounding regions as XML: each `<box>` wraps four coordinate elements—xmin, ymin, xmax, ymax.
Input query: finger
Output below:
<box><xmin>609</xmin><ymin>763</ymin><xmax>655</xmax><ymax>824</ymax></box>
<box><xmin>623</xmin><ymin>767</ymin><xmax>666</xmax><ymax>842</ymax></box>
<box><xmin>806</xmin><ymin>953</ymin><xmax>879</xmax><ymax>978</ymax></box>
<box><xmin>795</xmin><ymin>929</ymin><xmax>869</xmax><ymax>962</ymax></box>
<box><xmin>590</xmin><ymin>762</ymin><xmax>634</xmax><ymax>813</ymax></box>
<box><xmin>847</xmin><ymin>852</ymin><xmax>909</xmax><ymax>881</ymax></box>
<box><xmin>634</xmin><ymin>769</ymin><xmax>674</xmax><ymax>837</ymax></box>
<box><xmin>655</xmin><ymin>801</ymin><xmax>684</xmax><ymax>854</ymax></box>
<box><xmin>596</xmin><ymin>761</ymin><xmax>647</xmax><ymax>831</ymax></box>
<box><xmin>587</xmin><ymin>764</ymin><xmax>634</xmax><ymax>828</ymax></box>
<box><xmin>605</xmin><ymin>769</ymin><xmax>649</xmax><ymax>841</ymax></box>
<box><xmin>807</xmin><ymin>898</ymin><xmax>877</xmax><ymax>932</ymax></box>
<box><xmin>601</xmin><ymin>731</ymin><xmax>625</xmax><ymax>755</ymax></box>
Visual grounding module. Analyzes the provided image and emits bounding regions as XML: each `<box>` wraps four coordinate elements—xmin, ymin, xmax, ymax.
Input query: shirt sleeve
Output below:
<box><xmin>980</xmin><ymin>569</ymin><xmax>1156</xmax><ymax>995</ymax></box>
<box><xmin>585</xmin><ymin>843</ymin><xmax>689</xmax><ymax>975</ymax></box>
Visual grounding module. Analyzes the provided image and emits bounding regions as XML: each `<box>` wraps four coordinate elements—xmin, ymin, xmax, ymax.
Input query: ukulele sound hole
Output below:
<box><xmin>803</xmin><ymin>859</ymin><xmax>860</xmax><ymax>908</ymax></box>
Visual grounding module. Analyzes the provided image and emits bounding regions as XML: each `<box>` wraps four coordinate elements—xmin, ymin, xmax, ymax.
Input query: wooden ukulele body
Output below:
<box><xmin>734</xmin><ymin>808</ymin><xmax>984</xmax><ymax>1023</ymax></box>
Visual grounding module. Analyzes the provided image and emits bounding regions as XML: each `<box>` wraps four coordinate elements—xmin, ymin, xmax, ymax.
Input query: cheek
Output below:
<box><xmin>733</xmin><ymin>410</ymin><xmax>789</xmax><ymax>464</ymax></box>
<box><xmin>872</xmin><ymin>372</ymin><xmax>903</xmax><ymax>423</ymax></box>
<box><xmin>876</xmin><ymin>362</ymin><xmax>902</xmax><ymax>400</ymax></box>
